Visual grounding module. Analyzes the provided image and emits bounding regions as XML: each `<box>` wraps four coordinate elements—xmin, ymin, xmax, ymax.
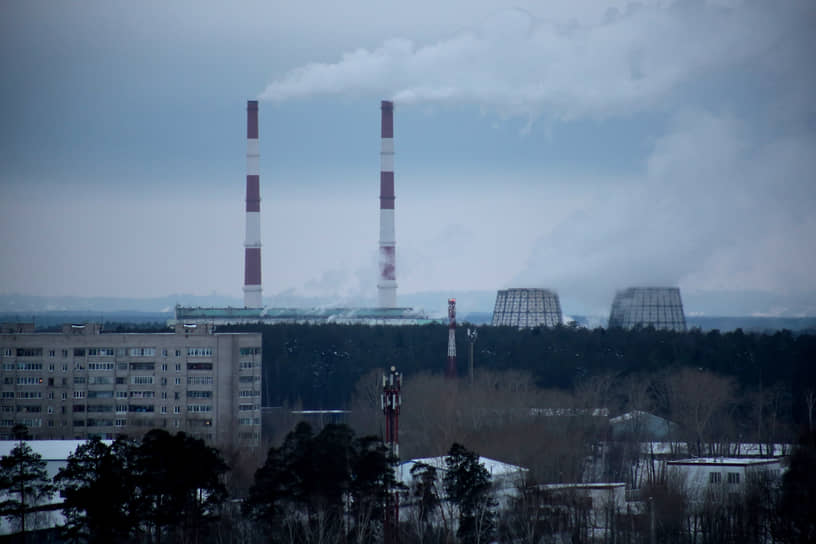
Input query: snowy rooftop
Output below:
<box><xmin>397</xmin><ymin>456</ymin><xmax>527</xmax><ymax>486</ymax></box>
<box><xmin>540</xmin><ymin>482</ymin><xmax>626</xmax><ymax>490</ymax></box>
<box><xmin>667</xmin><ymin>457</ymin><xmax>781</xmax><ymax>466</ymax></box>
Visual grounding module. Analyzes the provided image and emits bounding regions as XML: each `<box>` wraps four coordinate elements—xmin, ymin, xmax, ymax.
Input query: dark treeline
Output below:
<box><xmin>220</xmin><ymin>323</ymin><xmax>816</xmax><ymax>422</ymax></box>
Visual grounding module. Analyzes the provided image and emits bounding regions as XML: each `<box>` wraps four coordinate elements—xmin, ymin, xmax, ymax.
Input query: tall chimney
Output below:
<box><xmin>378</xmin><ymin>100</ymin><xmax>397</xmax><ymax>308</ymax></box>
<box><xmin>446</xmin><ymin>298</ymin><xmax>457</xmax><ymax>378</ymax></box>
<box><xmin>244</xmin><ymin>100</ymin><xmax>262</xmax><ymax>308</ymax></box>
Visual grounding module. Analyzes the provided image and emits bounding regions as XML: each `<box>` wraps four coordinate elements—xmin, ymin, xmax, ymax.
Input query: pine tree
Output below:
<box><xmin>55</xmin><ymin>437</ymin><xmax>139</xmax><ymax>543</ymax></box>
<box><xmin>443</xmin><ymin>443</ymin><xmax>497</xmax><ymax>544</ymax></box>
<box><xmin>0</xmin><ymin>437</ymin><xmax>55</xmax><ymax>537</ymax></box>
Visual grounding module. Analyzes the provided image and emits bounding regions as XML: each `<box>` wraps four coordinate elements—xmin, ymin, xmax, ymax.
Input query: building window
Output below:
<box><xmin>131</xmin><ymin>376</ymin><xmax>154</xmax><ymax>385</ymax></box>
<box><xmin>187</xmin><ymin>347</ymin><xmax>213</xmax><ymax>357</ymax></box>
<box><xmin>88</xmin><ymin>362</ymin><xmax>115</xmax><ymax>371</ymax></box>
<box><xmin>161</xmin><ymin>363</ymin><xmax>168</xmax><ymax>372</ymax></box>
<box><xmin>160</xmin><ymin>377</ymin><xmax>167</xmax><ymax>386</ymax></box>
<box><xmin>61</xmin><ymin>392</ymin><xmax>67</xmax><ymax>400</ymax></box>
<box><xmin>61</xmin><ymin>349</ymin><xmax>68</xmax><ymax>358</ymax></box>
<box><xmin>174</xmin><ymin>406</ymin><xmax>180</xmax><ymax>414</ymax></box>
<box><xmin>129</xmin><ymin>362</ymin><xmax>155</xmax><ymax>371</ymax></box>
<box><xmin>175</xmin><ymin>350</ymin><xmax>181</xmax><ymax>357</ymax></box>
<box><xmin>129</xmin><ymin>348</ymin><xmax>156</xmax><ymax>357</ymax></box>
<box><xmin>727</xmin><ymin>472</ymin><xmax>740</xmax><ymax>484</ymax></box>
<box><xmin>161</xmin><ymin>392</ymin><xmax>167</xmax><ymax>399</ymax></box>
<box><xmin>49</xmin><ymin>363</ymin><xmax>55</xmax><ymax>371</ymax></box>
<box><xmin>3</xmin><ymin>348</ymin><xmax>12</xmax><ymax>356</ymax></box>
<box><xmin>73</xmin><ymin>348</ymin><xmax>85</xmax><ymax>357</ymax></box>
<box><xmin>187</xmin><ymin>391</ymin><xmax>212</xmax><ymax>399</ymax></box>
<box><xmin>187</xmin><ymin>362</ymin><xmax>213</xmax><ymax>371</ymax></box>
<box><xmin>175</xmin><ymin>363</ymin><xmax>181</xmax><ymax>372</ymax></box>
<box><xmin>709</xmin><ymin>472</ymin><xmax>722</xmax><ymax>484</ymax></box>
<box><xmin>187</xmin><ymin>404</ymin><xmax>212</xmax><ymax>413</ymax></box>
<box><xmin>72</xmin><ymin>391</ymin><xmax>86</xmax><ymax>399</ymax></box>
<box><xmin>48</xmin><ymin>350</ymin><xmax>55</xmax><ymax>357</ymax></box>
<box><xmin>161</xmin><ymin>405</ymin><xmax>167</xmax><ymax>414</ymax></box>
<box><xmin>162</xmin><ymin>349</ymin><xmax>168</xmax><ymax>357</ymax></box>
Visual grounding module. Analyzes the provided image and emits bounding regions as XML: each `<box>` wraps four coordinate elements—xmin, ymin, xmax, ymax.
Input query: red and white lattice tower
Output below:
<box><xmin>446</xmin><ymin>298</ymin><xmax>457</xmax><ymax>378</ymax></box>
<box><xmin>378</xmin><ymin>100</ymin><xmax>397</xmax><ymax>308</ymax></box>
<box><xmin>382</xmin><ymin>365</ymin><xmax>402</xmax><ymax>458</ymax></box>
<box><xmin>381</xmin><ymin>366</ymin><xmax>402</xmax><ymax>544</ymax></box>
<box><xmin>243</xmin><ymin>100</ymin><xmax>263</xmax><ymax>308</ymax></box>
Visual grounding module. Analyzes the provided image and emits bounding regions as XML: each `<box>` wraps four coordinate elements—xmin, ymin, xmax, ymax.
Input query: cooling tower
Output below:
<box><xmin>491</xmin><ymin>288</ymin><xmax>563</xmax><ymax>328</ymax></box>
<box><xmin>608</xmin><ymin>287</ymin><xmax>686</xmax><ymax>332</ymax></box>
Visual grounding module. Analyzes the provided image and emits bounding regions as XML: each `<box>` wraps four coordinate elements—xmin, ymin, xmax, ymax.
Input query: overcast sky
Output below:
<box><xmin>1</xmin><ymin>0</ymin><xmax>814</xmax><ymax>315</ymax></box>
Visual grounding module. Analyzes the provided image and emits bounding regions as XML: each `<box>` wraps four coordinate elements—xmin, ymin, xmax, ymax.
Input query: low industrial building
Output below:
<box><xmin>0</xmin><ymin>322</ymin><xmax>262</xmax><ymax>449</ymax></box>
<box><xmin>171</xmin><ymin>305</ymin><xmax>432</xmax><ymax>326</ymax></box>
<box><xmin>666</xmin><ymin>457</ymin><xmax>783</xmax><ymax>501</ymax></box>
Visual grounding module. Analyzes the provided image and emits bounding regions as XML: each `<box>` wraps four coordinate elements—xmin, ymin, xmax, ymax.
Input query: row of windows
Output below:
<box><xmin>2</xmin><ymin>362</ymin><xmax>43</xmax><ymax>371</ymax></box>
<box><xmin>238</xmin><ymin>417</ymin><xmax>261</xmax><ymax>425</ymax></box>
<box><xmin>709</xmin><ymin>472</ymin><xmax>740</xmax><ymax>484</ymax></box>
<box><xmin>2</xmin><ymin>347</ymin><xmax>225</xmax><ymax>359</ymax></box>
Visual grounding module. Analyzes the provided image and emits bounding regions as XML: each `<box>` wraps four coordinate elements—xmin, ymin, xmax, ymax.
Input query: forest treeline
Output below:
<box><xmin>220</xmin><ymin>323</ymin><xmax>816</xmax><ymax>423</ymax></box>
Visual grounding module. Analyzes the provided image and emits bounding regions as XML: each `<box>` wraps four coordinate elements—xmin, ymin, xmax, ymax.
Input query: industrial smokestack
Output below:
<box><xmin>447</xmin><ymin>298</ymin><xmax>457</xmax><ymax>378</ymax></box>
<box><xmin>378</xmin><ymin>100</ymin><xmax>397</xmax><ymax>308</ymax></box>
<box><xmin>244</xmin><ymin>100</ymin><xmax>262</xmax><ymax>308</ymax></box>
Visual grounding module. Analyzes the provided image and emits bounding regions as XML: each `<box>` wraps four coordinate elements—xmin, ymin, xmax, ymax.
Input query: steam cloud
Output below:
<box><xmin>259</xmin><ymin>4</ymin><xmax>790</xmax><ymax>118</ymax></box>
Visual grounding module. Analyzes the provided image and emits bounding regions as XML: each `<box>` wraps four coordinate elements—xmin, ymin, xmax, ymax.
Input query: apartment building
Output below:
<box><xmin>0</xmin><ymin>322</ymin><xmax>262</xmax><ymax>449</ymax></box>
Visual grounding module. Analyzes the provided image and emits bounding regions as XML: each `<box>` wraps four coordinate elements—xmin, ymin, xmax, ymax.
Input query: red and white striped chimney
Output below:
<box><xmin>244</xmin><ymin>100</ymin><xmax>262</xmax><ymax>308</ymax></box>
<box><xmin>378</xmin><ymin>100</ymin><xmax>397</xmax><ymax>308</ymax></box>
<box><xmin>447</xmin><ymin>298</ymin><xmax>457</xmax><ymax>378</ymax></box>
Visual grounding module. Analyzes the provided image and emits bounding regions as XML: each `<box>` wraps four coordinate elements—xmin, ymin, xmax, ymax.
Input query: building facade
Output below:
<box><xmin>0</xmin><ymin>323</ymin><xmax>261</xmax><ymax>449</ymax></box>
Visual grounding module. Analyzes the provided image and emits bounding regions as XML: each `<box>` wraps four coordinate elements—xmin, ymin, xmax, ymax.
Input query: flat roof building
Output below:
<box><xmin>0</xmin><ymin>322</ymin><xmax>262</xmax><ymax>449</ymax></box>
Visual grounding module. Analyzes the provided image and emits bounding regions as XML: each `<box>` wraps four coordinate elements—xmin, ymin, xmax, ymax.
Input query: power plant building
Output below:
<box><xmin>491</xmin><ymin>288</ymin><xmax>563</xmax><ymax>328</ymax></box>
<box><xmin>0</xmin><ymin>322</ymin><xmax>262</xmax><ymax>449</ymax></box>
<box><xmin>174</xmin><ymin>99</ymin><xmax>426</xmax><ymax>326</ymax></box>
<box><xmin>608</xmin><ymin>287</ymin><xmax>686</xmax><ymax>332</ymax></box>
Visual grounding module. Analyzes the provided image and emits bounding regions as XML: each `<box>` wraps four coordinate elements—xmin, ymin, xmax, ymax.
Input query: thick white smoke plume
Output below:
<box><xmin>259</xmin><ymin>3</ymin><xmax>793</xmax><ymax>118</ymax></box>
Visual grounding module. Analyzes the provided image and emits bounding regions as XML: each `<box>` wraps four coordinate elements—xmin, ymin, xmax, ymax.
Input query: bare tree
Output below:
<box><xmin>665</xmin><ymin>367</ymin><xmax>735</xmax><ymax>457</ymax></box>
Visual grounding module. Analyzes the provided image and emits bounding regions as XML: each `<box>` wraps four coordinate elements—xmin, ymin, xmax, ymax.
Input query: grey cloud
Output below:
<box><xmin>515</xmin><ymin>109</ymin><xmax>816</xmax><ymax>311</ymax></box>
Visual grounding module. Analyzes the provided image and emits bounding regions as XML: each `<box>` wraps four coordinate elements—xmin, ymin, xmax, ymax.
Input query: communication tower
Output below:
<box><xmin>446</xmin><ymin>299</ymin><xmax>457</xmax><ymax>378</ymax></box>
<box><xmin>381</xmin><ymin>366</ymin><xmax>402</xmax><ymax>544</ymax></box>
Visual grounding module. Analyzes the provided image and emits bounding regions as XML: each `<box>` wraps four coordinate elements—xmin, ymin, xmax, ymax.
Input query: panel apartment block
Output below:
<box><xmin>491</xmin><ymin>288</ymin><xmax>563</xmax><ymax>328</ymax></box>
<box><xmin>0</xmin><ymin>323</ymin><xmax>262</xmax><ymax>449</ymax></box>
